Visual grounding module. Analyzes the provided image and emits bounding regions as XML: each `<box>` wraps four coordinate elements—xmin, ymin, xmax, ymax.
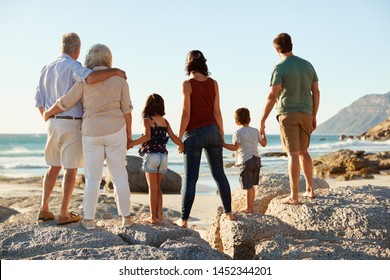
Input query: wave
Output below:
<box><xmin>0</xmin><ymin>163</ymin><xmax>47</xmax><ymax>169</ymax></box>
<box><xmin>0</xmin><ymin>147</ymin><xmax>45</xmax><ymax>157</ymax></box>
<box><xmin>309</xmin><ymin>139</ymin><xmax>390</xmax><ymax>153</ymax></box>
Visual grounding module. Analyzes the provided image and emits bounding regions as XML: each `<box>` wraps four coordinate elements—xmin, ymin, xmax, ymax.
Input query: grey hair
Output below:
<box><xmin>85</xmin><ymin>44</ymin><xmax>112</xmax><ymax>69</ymax></box>
<box><xmin>61</xmin><ymin>33</ymin><xmax>81</xmax><ymax>54</ymax></box>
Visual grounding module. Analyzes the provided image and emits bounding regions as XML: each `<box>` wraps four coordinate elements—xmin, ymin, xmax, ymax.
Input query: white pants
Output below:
<box><xmin>82</xmin><ymin>126</ymin><xmax>131</xmax><ymax>219</ymax></box>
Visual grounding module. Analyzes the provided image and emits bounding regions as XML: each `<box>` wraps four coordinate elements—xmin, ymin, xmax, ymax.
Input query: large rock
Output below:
<box><xmin>266</xmin><ymin>186</ymin><xmax>390</xmax><ymax>241</ymax></box>
<box><xmin>254</xmin><ymin>236</ymin><xmax>390</xmax><ymax>260</ymax></box>
<box><xmin>105</xmin><ymin>155</ymin><xmax>182</xmax><ymax>193</ymax></box>
<box><xmin>313</xmin><ymin>149</ymin><xmax>390</xmax><ymax>180</ymax></box>
<box><xmin>0</xmin><ymin>192</ymin><xmax>228</xmax><ymax>260</ymax></box>
<box><xmin>207</xmin><ymin>182</ymin><xmax>390</xmax><ymax>260</ymax></box>
<box><xmin>231</xmin><ymin>173</ymin><xmax>330</xmax><ymax>214</ymax></box>
<box><xmin>206</xmin><ymin>207</ymin><xmax>299</xmax><ymax>259</ymax></box>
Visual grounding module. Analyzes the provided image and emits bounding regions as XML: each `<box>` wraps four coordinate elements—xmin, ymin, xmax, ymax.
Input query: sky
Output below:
<box><xmin>0</xmin><ymin>0</ymin><xmax>389</xmax><ymax>135</ymax></box>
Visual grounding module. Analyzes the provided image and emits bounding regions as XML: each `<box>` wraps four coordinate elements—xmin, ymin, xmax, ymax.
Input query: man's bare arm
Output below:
<box><xmin>85</xmin><ymin>68</ymin><xmax>127</xmax><ymax>84</ymax></box>
<box><xmin>260</xmin><ymin>84</ymin><xmax>280</xmax><ymax>133</ymax></box>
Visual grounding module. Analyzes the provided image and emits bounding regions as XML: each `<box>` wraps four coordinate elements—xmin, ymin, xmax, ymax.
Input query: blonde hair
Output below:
<box><xmin>61</xmin><ymin>33</ymin><xmax>80</xmax><ymax>54</ymax></box>
<box><xmin>85</xmin><ymin>43</ymin><xmax>112</xmax><ymax>69</ymax></box>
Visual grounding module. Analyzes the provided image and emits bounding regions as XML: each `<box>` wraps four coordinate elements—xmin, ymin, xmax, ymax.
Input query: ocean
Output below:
<box><xmin>1</xmin><ymin>134</ymin><xmax>389</xmax><ymax>193</ymax></box>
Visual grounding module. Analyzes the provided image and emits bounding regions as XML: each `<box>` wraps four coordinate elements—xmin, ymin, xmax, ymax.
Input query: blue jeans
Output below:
<box><xmin>181</xmin><ymin>125</ymin><xmax>232</xmax><ymax>220</ymax></box>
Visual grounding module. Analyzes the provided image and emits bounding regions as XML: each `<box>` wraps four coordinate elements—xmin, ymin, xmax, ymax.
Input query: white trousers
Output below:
<box><xmin>82</xmin><ymin>126</ymin><xmax>131</xmax><ymax>219</ymax></box>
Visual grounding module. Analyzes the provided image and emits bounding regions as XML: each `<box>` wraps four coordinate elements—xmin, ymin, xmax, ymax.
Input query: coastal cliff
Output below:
<box><xmin>315</xmin><ymin>91</ymin><xmax>390</xmax><ymax>135</ymax></box>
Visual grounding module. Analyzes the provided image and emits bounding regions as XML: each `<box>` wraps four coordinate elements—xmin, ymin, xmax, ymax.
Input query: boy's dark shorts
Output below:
<box><xmin>239</xmin><ymin>155</ymin><xmax>261</xmax><ymax>190</ymax></box>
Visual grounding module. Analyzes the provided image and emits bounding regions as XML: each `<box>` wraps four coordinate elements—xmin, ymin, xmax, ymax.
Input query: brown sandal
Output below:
<box><xmin>57</xmin><ymin>211</ymin><xmax>80</xmax><ymax>225</ymax></box>
<box><xmin>37</xmin><ymin>210</ymin><xmax>55</xmax><ymax>221</ymax></box>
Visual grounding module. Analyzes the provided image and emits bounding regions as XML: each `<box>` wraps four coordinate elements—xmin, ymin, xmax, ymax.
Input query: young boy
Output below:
<box><xmin>223</xmin><ymin>108</ymin><xmax>267</xmax><ymax>213</ymax></box>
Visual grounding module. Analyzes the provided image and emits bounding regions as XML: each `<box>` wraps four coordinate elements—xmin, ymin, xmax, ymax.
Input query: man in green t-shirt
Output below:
<box><xmin>260</xmin><ymin>33</ymin><xmax>320</xmax><ymax>205</ymax></box>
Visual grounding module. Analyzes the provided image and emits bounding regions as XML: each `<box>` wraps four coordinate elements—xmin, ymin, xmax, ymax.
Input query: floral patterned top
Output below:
<box><xmin>139</xmin><ymin>116</ymin><xmax>169</xmax><ymax>156</ymax></box>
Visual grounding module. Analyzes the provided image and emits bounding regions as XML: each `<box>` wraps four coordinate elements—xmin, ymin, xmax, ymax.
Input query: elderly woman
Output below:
<box><xmin>43</xmin><ymin>44</ymin><xmax>133</xmax><ymax>229</ymax></box>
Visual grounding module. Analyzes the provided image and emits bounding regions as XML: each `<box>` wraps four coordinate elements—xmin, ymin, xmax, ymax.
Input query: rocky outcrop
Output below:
<box><xmin>104</xmin><ymin>155</ymin><xmax>182</xmax><ymax>193</ymax></box>
<box><xmin>231</xmin><ymin>173</ymin><xmax>330</xmax><ymax>213</ymax></box>
<box><xmin>360</xmin><ymin>118</ymin><xmax>390</xmax><ymax>141</ymax></box>
<box><xmin>313</xmin><ymin>149</ymin><xmax>390</xmax><ymax>180</ymax></box>
<box><xmin>207</xmin><ymin>176</ymin><xmax>390</xmax><ymax>260</ymax></box>
<box><xmin>2</xmin><ymin>173</ymin><xmax>389</xmax><ymax>260</ymax></box>
<box><xmin>339</xmin><ymin>118</ymin><xmax>390</xmax><ymax>141</ymax></box>
<box><xmin>0</xmin><ymin>194</ymin><xmax>229</xmax><ymax>260</ymax></box>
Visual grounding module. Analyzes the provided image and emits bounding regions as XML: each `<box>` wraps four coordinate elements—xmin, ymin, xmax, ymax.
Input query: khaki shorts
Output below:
<box><xmin>278</xmin><ymin>112</ymin><xmax>313</xmax><ymax>153</ymax></box>
<box><xmin>45</xmin><ymin>119</ymin><xmax>83</xmax><ymax>168</ymax></box>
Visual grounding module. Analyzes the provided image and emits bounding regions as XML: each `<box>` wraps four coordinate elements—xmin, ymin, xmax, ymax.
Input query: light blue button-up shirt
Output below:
<box><xmin>35</xmin><ymin>54</ymin><xmax>92</xmax><ymax>118</ymax></box>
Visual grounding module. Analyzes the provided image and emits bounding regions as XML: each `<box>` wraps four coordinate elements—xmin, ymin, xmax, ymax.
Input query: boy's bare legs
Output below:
<box><xmin>59</xmin><ymin>168</ymin><xmax>78</xmax><ymax>218</ymax></box>
<box><xmin>243</xmin><ymin>187</ymin><xmax>255</xmax><ymax>213</ymax></box>
<box><xmin>282</xmin><ymin>151</ymin><xmax>300</xmax><ymax>204</ymax></box>
<box><xmin>300</xmin><ymin>150</ymin><xmax>316</xmax><ymax>198</ymax></box>
<box><xmin>40</xmin><ymin>166</ymin><xmax>61</xmax><ymax>213</ymax></box>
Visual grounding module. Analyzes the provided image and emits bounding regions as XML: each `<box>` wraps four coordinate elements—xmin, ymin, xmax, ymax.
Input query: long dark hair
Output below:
<box><xmin>142</xmin><ymin>93</ymin><xmax>165</xmax><ymax>118</ymax></box>
<box><xmin>185</xmin><ymin>50</ymin><xmax>209</xmax><ymax>76</ymax></box>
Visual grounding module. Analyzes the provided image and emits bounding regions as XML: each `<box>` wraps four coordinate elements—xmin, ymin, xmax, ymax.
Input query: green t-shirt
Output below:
<box><xmin>270</xmin><ymin>55</ymin><xmax>318</xmax><ymax>116</ymax></box>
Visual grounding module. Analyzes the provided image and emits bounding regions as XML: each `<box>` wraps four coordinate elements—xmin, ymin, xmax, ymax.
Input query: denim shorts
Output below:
<box><xmin>239</xmin><ymin>156</ymin><xmax>261</xmax><ymax>189</ymax></box>
<box><xmin>142</xmin><ymin>153</ymin><xmax>168</xmax><ymax>173</ymax></box>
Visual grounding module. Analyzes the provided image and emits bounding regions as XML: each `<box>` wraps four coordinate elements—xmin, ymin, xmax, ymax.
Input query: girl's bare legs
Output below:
<box><xmin>156</xmin><ymin>173</ymin><xmax>164</xmax><ymax>221</ymax></box>
<box><xmin>145</xmin><ymin>172</ymin><xmax>158</xmax><ymax>224</ymax></box>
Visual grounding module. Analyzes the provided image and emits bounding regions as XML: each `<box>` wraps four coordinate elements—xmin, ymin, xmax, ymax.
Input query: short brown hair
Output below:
<box><xmin>273</xmin><ymin>33</ymin><xmax>293</xmax><ymax>53</ymax></box>
<box><xmin>61</xmin><ymin>32</ymin><xmax>80</xmax><ymax>54</ymax></box>
<box><xmin>235</xmin><ymin>108</ymin><xmax>250</xmax><ymax>125</ymax></box>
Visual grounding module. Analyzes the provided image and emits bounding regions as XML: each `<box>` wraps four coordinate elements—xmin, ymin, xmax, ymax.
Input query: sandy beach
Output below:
<box><xmin>0</xmin><ymin>180</ymin><xmax>222</xmax><ymax>229</ymax></box>
<box><xmin>1</xmin><ymin>173</ymin><xmax>389</xmax><ymax>228</ymax></box>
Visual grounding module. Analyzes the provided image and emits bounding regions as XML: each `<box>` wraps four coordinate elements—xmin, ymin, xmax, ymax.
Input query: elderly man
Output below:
<box><xmin>35</xmin><ymin>33</ymin><xmax>126</xmax><ymax>225</ymax></box>
<box><xmin>260</xmin><ymin>33</ymin><xmax>320</xmax><ymax>205</ymax></box>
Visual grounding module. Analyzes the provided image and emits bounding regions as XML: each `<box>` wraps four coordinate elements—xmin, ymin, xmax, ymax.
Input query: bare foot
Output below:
<box><xmin>224</xmin><ymin>212</ymin><xmax>235</xmax><ymax>221</ymax></box>
<box><xmin>240</xmin><ymin>209</ymin><xmax>253</xmax><ymax>213</ymax></box>
<box><xmin>303</xmin><ymin>187</ymin><xmax>316</xmax><ymax>199</ymax></box>
<box><xmin>281</xmin><ymin>197</ymin><xmax>299</xmax><ymax>205</ymax></box>
<box><xmin>173</xmin><ymin>218</ymin><xmax>187</xmax><ymax>228</ymax></box>
<box><xmin>157</xmin><ymin>214</ymin><xmax>165</xmax><ymax>221</ymax></box>
<box><xmin>141</xmin><ymin>217</ymin><xmax>158</xmax><ymax>225</ymax></box>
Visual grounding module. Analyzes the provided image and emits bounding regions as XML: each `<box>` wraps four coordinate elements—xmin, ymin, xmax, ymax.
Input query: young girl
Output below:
<box><xmin>129</xmin><ymin>93</ymin><xmax>183</xmax><ymax>224</ymax></box>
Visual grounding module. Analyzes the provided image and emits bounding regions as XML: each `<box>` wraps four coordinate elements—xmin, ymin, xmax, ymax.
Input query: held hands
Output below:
<box><xmin>126</xmin><ymin>136</ymin><xmax>134</xmax><ymax>150</ymax></box>
<box><xmin>260</xmin><ymin>121</ymin><xmax>266</xmax><ymax>135</ymax></box>
<box><xmin>177</xmin><ymin>141</ymin><xmax>184</xmax><ymax>153</ymax></box>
